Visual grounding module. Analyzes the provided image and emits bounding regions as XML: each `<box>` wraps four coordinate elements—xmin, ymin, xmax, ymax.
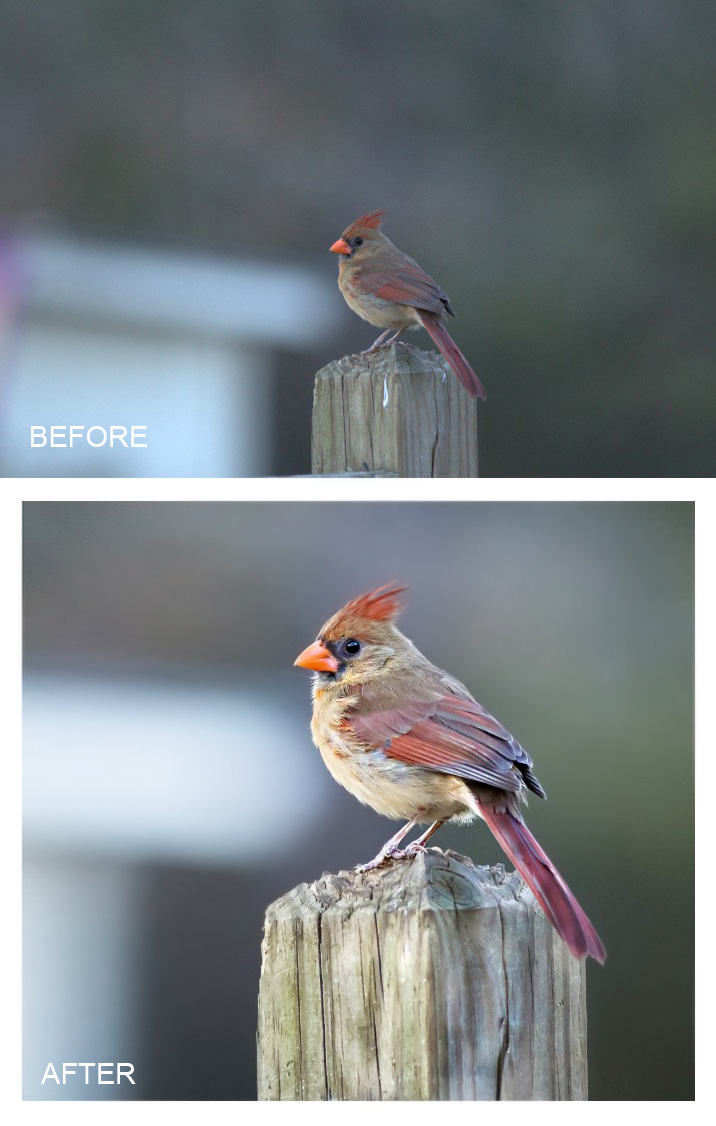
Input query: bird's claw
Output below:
<box><xmin>354</xmin><ymin>846</ymin><xmax>414</xmax><ymax>873</ymax></box>
<box><xmin>403</xmin><ymin>841</ymin><xmax>445</xmax><ymax>857</ymax></box>
<box><xmin>355</xmin><ymin>839</ymin><xmax>446</xmax><ymax>872</ymax></box>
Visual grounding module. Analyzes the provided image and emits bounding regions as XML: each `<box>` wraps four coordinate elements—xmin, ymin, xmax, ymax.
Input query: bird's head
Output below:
<box><xmin>329</xmin><ymin>209</ymin><xmax>386</xmax><ymax>259</ymax></box>
<box><xmin>294</xmin><ymin>583</ymin><xmax>407</xmax><ymax>688</ymax></box>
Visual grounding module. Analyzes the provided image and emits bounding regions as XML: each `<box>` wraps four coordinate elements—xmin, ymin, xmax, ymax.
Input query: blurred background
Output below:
<box><xmin>23</xmin><ymin>501</ymin><xmax>693</xmax><ymax>1099</ymax></box>
<box><xmin>2</xmin><ymin>0</ymin><xmax>715</xmax><ymax>476</ymax></box>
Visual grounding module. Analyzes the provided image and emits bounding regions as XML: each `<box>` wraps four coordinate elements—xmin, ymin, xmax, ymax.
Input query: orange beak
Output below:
<box><xmin>329</xmin><ymin>237</ymin><xmax>351</xmax><ymax>255</ymax></box>
<box><xmin>294</xmin><ymin>640</ymin><xmax>340</xmax><ymax>673</ymax></box>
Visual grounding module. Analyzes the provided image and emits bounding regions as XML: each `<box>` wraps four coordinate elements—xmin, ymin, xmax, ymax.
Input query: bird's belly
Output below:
<box><xmin>339</xmin><ymin>282</ymin><xmax>419</xmax><ymax>331</ymax></box>
<box><xmin>319</xmin><ymin>739</ymin><xmax>474</xmax><ymax>823</ymax></box>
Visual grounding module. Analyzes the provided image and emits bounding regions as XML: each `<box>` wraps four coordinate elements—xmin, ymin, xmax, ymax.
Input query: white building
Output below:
<box><xmin>23</xmin><ymin>670</ymin><xmax>329</xmax><ymax>1099</ymax></box>
<box><xmin>1</xmin><ymin>233</ymin><xmax>337</xmax><ymax>476</ymax></box>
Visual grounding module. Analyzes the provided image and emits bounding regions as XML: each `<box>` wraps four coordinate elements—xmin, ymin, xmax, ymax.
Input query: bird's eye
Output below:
<box><xmin>353</xmin><ymin>237</ymin><xmax>363</xmax><ymax>247</ymax></box>
<box><xmin>344</xmin><ymin>638</ymin><xmax>361</xmax><ymax>655</ymax></box>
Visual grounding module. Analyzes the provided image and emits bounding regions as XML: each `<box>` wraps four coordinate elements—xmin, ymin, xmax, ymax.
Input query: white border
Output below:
<box><xmin>1</xmin><ymin>476</ymin><xmax>705</xmax><ymax>501</ymax></box>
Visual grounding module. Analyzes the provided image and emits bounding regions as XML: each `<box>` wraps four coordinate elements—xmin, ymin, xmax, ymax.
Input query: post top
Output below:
<box><xmin>265</xmin><ymin>848</ymin><xmax>531</xmax><ymax>922</ymax></box>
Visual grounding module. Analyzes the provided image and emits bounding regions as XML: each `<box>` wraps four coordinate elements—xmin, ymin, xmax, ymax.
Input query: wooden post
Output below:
<box><xmin>311</xmin><ymin>344</ymin><xmax>479</xmax><ymax>477</ymax></box>
<box><xmin>257</xmin><ymin>849</ymin><xmax>588</xmax><ymax>1101</ymax></box>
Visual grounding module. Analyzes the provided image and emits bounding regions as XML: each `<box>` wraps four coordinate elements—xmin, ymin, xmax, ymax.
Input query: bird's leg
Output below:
<box><xmin>361</xmin><ymin>329</ymin><xmax>391</xmax><ymax>354</ymax></box>
<box><xmin>354</xmin><ymin>818</ymin><xmax>418</xmax><ymax>872</ymax></box>
<box><xmin>361</xmin><ymin>328</ymin><xmax>407</xmax><ymax>355</ymax></box>
<box><xmin>404</xmin><ymin>820</ymin><xmax>444</xmax><ymax>855</ymax></box>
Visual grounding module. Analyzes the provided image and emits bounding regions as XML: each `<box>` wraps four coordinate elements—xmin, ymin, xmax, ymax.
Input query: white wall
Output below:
<box><xmin>4</xmin><ymin>322</ymin><xmax>269</xmax><ymax>477</ymax></box>
<box><xmin>0</xmin><ymin>233</ymin><xmax>338</xmax><ymax>477</ymax></box>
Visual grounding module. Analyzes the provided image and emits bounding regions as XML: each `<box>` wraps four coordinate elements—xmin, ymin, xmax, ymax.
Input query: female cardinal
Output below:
<box><xmin>329</xmin><ymin>210</ymin><xmax>487</xmax><ymax>400</ymax></box>
<box><xmin>294</xmin><ymin>583</ymin><xmax>606</xmax><ymax>963</ymax></box>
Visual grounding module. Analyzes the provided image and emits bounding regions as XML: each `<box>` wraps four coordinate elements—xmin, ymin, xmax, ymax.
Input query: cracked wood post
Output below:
<box><xmin>311</xmin><ymin>344</ymin><xmax>479</xmax><ymax>477</ymax></box>
<box><xmin>257</xmin><ymin>849</ymin><xmax>588</xmax><ymax>1101</ymax></box>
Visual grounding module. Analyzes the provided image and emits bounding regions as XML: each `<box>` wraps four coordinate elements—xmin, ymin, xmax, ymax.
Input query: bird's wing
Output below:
<box><xmin>354</xmin><ymin>261</ymin><xmax>449</xmax><ymax>316</ymax></box>
<box><xmin>349</xmin><ymin>694</ymin><xmax>544</xmax><ymax>796</ymax></box>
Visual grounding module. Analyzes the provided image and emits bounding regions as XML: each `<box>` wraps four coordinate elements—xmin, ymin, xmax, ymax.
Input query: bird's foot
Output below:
<box><xmin>354</xmin><ymin>846</ymin><xmax>415</xmax><ymax>873</ymax></box>
<box><xmin>405</xmin><ymin>841</ymin><xmax>444</xmax><ymax>857</ymax></box>
<box><xmin>361</xmin><ymin>329</ymin><xmax>404</xmax><ymax>355</ymax></box>
<box><xmin>360</xmin><ymin>329</ymin><xmax>392</xmax><ymax>354</ymax></box>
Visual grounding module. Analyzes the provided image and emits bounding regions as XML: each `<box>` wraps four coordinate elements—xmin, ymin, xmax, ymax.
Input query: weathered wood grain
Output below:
<box><xmin>311</xmin><ymin>345</ymin><xmax>479</xmax><ymax>477</ymax></box>
<box><xmin>294</xmin><ymin>471</ymin><xmax>399</xmax><ymax>478</ymax></box>
<box><xmin>257</xmin><ymin>849</ymin><xmax>588</xmax><ymax>1101</ymax></box>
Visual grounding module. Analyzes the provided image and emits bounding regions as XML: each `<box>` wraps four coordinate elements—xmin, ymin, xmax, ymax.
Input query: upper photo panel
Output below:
<box><xmin>1</xmin><ymin>2</ymin><xmax>713</xmax><ymax>478</ymax></box>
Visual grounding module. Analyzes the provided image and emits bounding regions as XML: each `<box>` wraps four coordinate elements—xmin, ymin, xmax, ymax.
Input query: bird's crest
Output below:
<box><xmin>337</xmin><ymin>583</ymin><xmax>406</xmax><ymax>624</ymax></box>
<box><xmin>344</xmin><ymin>209</ymin><xmax>385</xmax><ymax>237</ymax></box>
<box><xmin>321</xmin><ymin>583</ymin><xmax>407</xmax><ymax>641</ymax></box>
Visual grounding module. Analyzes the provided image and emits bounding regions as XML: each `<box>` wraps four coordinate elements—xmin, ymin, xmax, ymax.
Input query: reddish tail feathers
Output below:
<box><xmin>417</xmin><ymin>313</ymin><xmax>487</xmax><ymax>401</ymax></box>
<box><xmin>480</xmin><ymin>805</ymin><xmax>606</xmax><ymax>963</ymax></box>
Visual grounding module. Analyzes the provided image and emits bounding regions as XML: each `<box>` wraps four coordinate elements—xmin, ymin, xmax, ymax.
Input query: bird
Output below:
<box><xmin>294</xmin><ymin>583</ymin><xmax>606</xmax><ymax>964</ymax></box>
<box><xmin>329</xmin><ymin>210</ymin><xmax>487</xmax><ymax>400</ymax></box>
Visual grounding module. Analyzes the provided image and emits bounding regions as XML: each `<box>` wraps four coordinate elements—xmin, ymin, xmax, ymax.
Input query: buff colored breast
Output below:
<box><xmin>338</xmin><ymin>270</ymin><xmax>420</xmax><ymax>332</ymax></box>
<box><xmin>311</xmin><ymin>693</ymin><xmax>475</xmax><ymax>824</ymax></box>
